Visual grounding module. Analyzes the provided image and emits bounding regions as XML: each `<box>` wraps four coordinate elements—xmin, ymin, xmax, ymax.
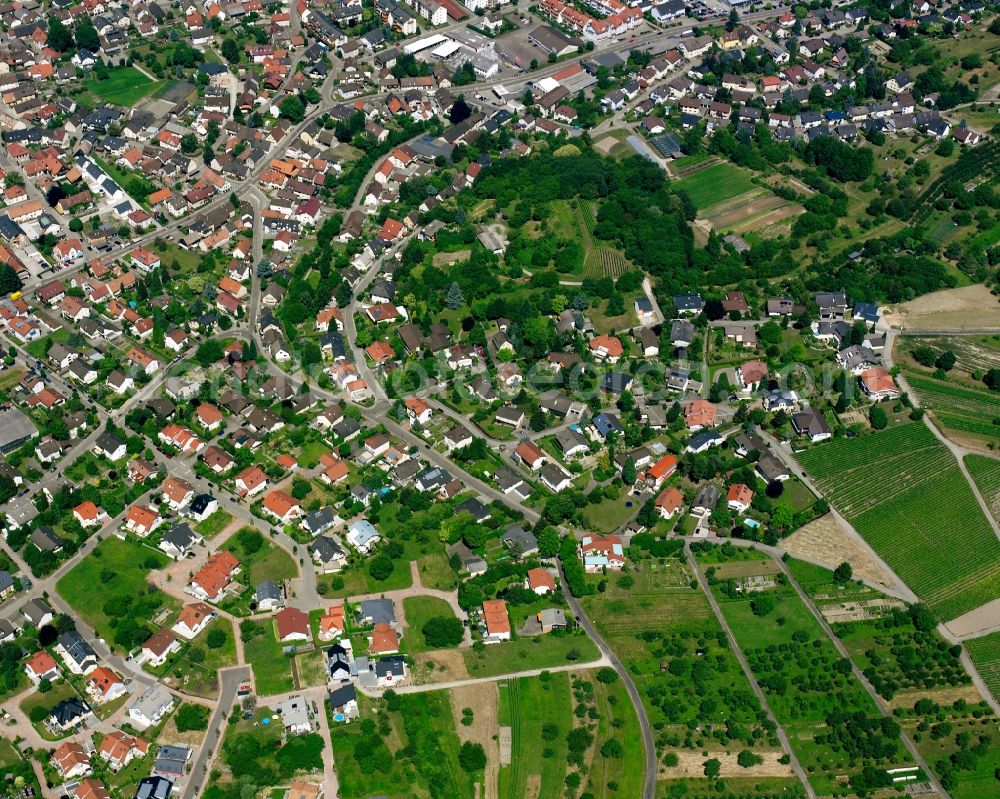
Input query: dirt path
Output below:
<box><xmin>450</xmin><ymin>683</ymin><xmax>500</xmax><ymax>799</ymax></box>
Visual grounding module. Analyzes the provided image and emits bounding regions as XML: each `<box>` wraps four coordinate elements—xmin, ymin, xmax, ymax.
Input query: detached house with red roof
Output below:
<box><xmin>580</xmin><ymin>534</ymin><xmax>625</xmax><ymax>572</ymax></box>
<box><xmin>236</xmin><ymin>465</ymin><xmax>268</xmax><ymax>497</ymax></box>
<box><xmin>481</xmin><ymin>599</ymin><xmax>511</xmax><ymax>642</ymax></box>
<box><xmin>655</xmin><ymin>486</ymin><xmax>684</xmax><ymax>519</ymax></box>
<box><xmin>25</xmin><ymin>650</ymin><xmax>60</xmax><ymax>683</ymax></box>
<box><xmin>859</xmin><ymin>367</ymin><xmax>900</xmax><ymax>401</ymax></box>
<box><xmin>588</xmin><ymin>334</ymin><xmax>623</xmax><ymax>363</ymax></box>
<box><xmin>644</xmin><ymin>454</ymin><xmax>678</xmax><ymax>489</ymax></box>
<box><xmin>73</xmin><ymin>501</ymin><xmax>106</xmax><ymax>528</ymax></box>
<box><xmin>262</xmin><ymin>490</ymin><xmax>303</xmax><ymax>524</ymax></box>
<box><xmin>187</xmin><ymin>551</ymin><xmax>241</xmax><ymax>603</ymax></box>
<box><xmin>727</xmin><ymin>483</ymin><xmax>754</xmax><ymax>514</ymax></box>
<box><xmin>86</xmin><ymin>666</ymin><xmax>127</xmax><ymax>704</ymax></box>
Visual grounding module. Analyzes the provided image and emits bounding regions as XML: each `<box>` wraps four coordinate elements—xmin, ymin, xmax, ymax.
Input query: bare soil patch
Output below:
<box><xmin>450</xmin><ymin>683</ymin><xmax>500</xmax><ymax>799</ymax></box>
<box><xmin>888</xmin><ymin>684</ymin><xmax>984</xmax><ymax>711</ymax></box>
<box><xmin>945</xmin><ymin>596</ymin><xmax>1000</xmax><ymax>639</ymax></box>
<box><xmin>524</xmin><ymin>774</ymin><xmax>541</xmax><ymax>799</ymax></box>
<box><xmin>657</xmin><ymin>750</ymin><xmax>793</xmax><ymax>779</ymax></box>
<box><xmin>883</xmin><ymin>285</ymin><xmax>1000</xmax><ymax>331</ymax></box>
<box><xmin>783</xmin><ymin>514</ymin><xmax>900</xmax><ymax>591</ymax></box>
<box><xmin>432</xmin><ymin>249</ymin><xmax>471</xmax><ymax>267</ymax></box>
<box><xmin>411</xmin><ymin>649</ymin><xmax>470</xmax><ymax>684</ymax></box>
<box><xmin>729</xmin><ymin>203</ymin><xmax>804</xmax><ymax>234</ymax></box>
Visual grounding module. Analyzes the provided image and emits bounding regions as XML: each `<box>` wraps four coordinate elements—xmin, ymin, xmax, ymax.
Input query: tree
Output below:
<box><xmin>985</xmin><ymin>368</ymin><xmax>1000</xmax><ymax>391</ymax></box>
<box><xmin>421</xmin><ymin>616</ymin><xmax>464</xmax><ymax>648</ymax></box>
<box><xmin>180</xmin><ymin>133</ymin><xmax>198</xmax><ymax>154</ymax></box>
<box><xmin>834</xmin><ymin>562</ymin><xmax>853</xmax><ymax>583</ymax></box>
<box><xmin>69</xmin><ymin>218</ymin><xmax>84</xmax><ymax>233</ymax></box>
<box><xmin>195</xmin><ymin>339</ymin><xmax>223</xmax><ymax>367</ymax></box>
<box><xmin>538</xmin><ymin>526</ymin><xmax>559</xmax><ymax>557</ymax></box>
<box><xmin>751</xmin><ymin>595</ymin><xmax>775</xmax><ymax>616</ymax></box>
<box><xmin>75</xmin><ymin>16</ymin><xmax>100</xmax><ymax>52</ymax></box>
<box><xmin>47</xmin><ymin>17</ymin><xmax>73</xmax><ymax>52</ymax></box>
<box><xmin>936</xmin><ymin>350</ymin><xmax>956</xmax><ymax>371</ymax></box>
<box><xmin>621</xmin><ymin>457</ymin><xmax>636</xmax><ymax>485</ymax></box>
<box><xmin>601</xmin><ymin>739</ymin><xmax>624</xmax><ymax>758</ymax></box>
<box><xmin>703</xmin><ymin>758</ymin><xmax>722</xmax><ymax>778</ymax></box>
<box><xmin>221</xmin><ymin>38</ymin><xmax>240</xmax><ymax>63</ymax></box>
<box><xmin>912</xmin><ymin>345</ymin><xmax>937</xmax><ymax>367</ymax></box>
<box><xmin>0</xmin><ymin>264</ymin><xmax>22</xmax><ymax>295</ymax></box>
<box><xmin>737</xmin><ymin>750</ymin><xmax>763</xmax><ymax>768</ymax></box>
<box><xmin>869</xmin><ymin>405</ymin><xmax>888</xmax><ymax>430</ymax></box>
<box><xmin>449</xmin><ymin>96</ymin><xmax>472</xmax><ymax>124</ymax></box>
<box><xmin>446</xmin><ymin>281</ymin><xmax>465</xmax><ymax>310</ymax></box>
<box><xmin>369</xmin><ymin>554</ymin><xmax>394</xmax><ymax>581</ymax></box>
<box><xmin>291</xmin><ymin>479</ymin><xmax>311</xmax><ymax>500</ymax></box>
<box><xmin>279</xmin><ymin>95</ymin><xmax>306</xmax><ymax>123</ymax></box>
<box><xmin>459</xmin><ymin>741</ymin><xmax>487</xmax><ymax>772</ymax></box>
<box><xmin>206</xmin><ymin>628</ymin><xmax>227</xmax><ymax>649</ymax></box>
<box><xmin>175</xmin><ymin>703</ymin><xmax>210</xmax><ymax>731</ymax></box>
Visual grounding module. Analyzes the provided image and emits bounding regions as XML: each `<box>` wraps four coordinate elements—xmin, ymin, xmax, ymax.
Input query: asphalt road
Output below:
<box><xmin>182</xmin><ymin>666</ymin><xmax>251</xmax><ymax>799</ymax></box>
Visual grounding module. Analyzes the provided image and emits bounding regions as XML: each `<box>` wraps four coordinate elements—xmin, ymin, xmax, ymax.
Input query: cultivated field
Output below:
<box><xmin>905</xmin><ymin>372</ymin><xmax>1000</xmax><ymax>441</ymax></box>
<box><xmin>965</xmin><ymin>632</ymin><xmax>1000</xmax><ymax>704</ymax></box>
<box><xmin>673</xmin><ymin>162</ymin><xmax>757</xmax><ymax>209</ymax></box>
<box><xmin>965</xmin><ymin>454</ymin><xmax>1000</xmax><ymax>522</ymax></box>
<box><xmin>796</xmin><ymin>423</ymin><xmax>1000</xmax><ymax>621</ymax></box>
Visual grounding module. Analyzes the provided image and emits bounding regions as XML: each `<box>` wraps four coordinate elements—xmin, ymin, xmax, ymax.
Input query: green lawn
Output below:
<box><xmin>463</xmin><ymin>633</ymin><xmax>599</xmax><ymax>677</ymax></box>
<box><xmin>498</xmin><ymin>673</ymin><xmax>572</xmax><ymax>799</ymax></box>
<box><xmin>244</xmin><ymin>621</ymin><xmax>294</xmax><ymax>696</ymax></box>
<box><xmin>20</xmin><ymin>682</ymin><xmax>81</xmax><ymax>741</ymax></box>
<box><xmin>673</xmin><ymin>161</ymin><xmax>758</xmax><ymax>210</ymax></box>
<box><xmin>25</xmin><ymin>328</ymin><xmax>69</xmax><ymax>360</ymax></box>
<box><xmin>583</xmin><ymin>673</ymin><xmax>645</xmax><ymax>799</ymax></box>
<box><xmin>402</xmin><ymin>595</ymin><xmax>459</xmax><ymax>654</ymax></box>
<box><xmin>581</xmin><ymin>494</ymin><xmax>638</xmax><ymax>534</ymax></box>
<box><xmin>56</xmin><ymin>537</ymin><xmax>176</xmax><ymax>643</ymax></box>
<box><xmin>299</xmin><ymin>441</ymin><xmax>331</xmax><ymax>469</ymax></box>
<box><xmin>195</xmin><ymin>510</ymin><xmax>233</xmax><ymax>539</ymax></box>
<box><xmin>222</xmin><ymin>530</ymin><xmax>298</xmax><ymax>589</ymax></box>
<box><xmin>705</xmin><ymin>551</ymin><xmax>910</xmax><ymax>797</ymax></box>
<box><xmin>83</xmin><ymin>66</ymin><xmax>167</xmax><ymax>105</ymax></box>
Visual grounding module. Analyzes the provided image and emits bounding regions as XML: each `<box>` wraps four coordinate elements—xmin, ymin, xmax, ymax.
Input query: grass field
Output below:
<box><xmin>402</xmin><ymin>595</ymin><xmax>459</xmax><ymax>654</ymax></box>
<box><xmin>195</xmin><ymin>510</ymin><xmax>233</xmax><ymax>539</ymax></box>
<box><xmin>498</xmin><ymin>672</ymin><xmax>571</xmax><ymax>799</ymax></box>
<box><xmin>581</xmin><ymin>553</ymin><xmax>777</xmax><ymax>779</ymax></box>
<box><xmin>83</xmin><ymin>66</ymin><xmax>167</xmax><ymax>105</ymax></box>
<box><xmin>56</xmin><ymin>537</ymin><xmax>176</xmax><ymax>641</ymax></box>
<box><xmin>965</xmin><ymin>632</ymin><xmax>1000</xmax><ymax>704</ymax></box>
<box><xmin>244</xmin><ymin>621</ymin><xmax>295</xmax><ymax>696</ymax></box>
<box><xmin>673</xmin><ymin>162</ymin><xmax>758</xmax><ymax>210</ymax></box>
<box><xmin>464</xmin><ymin>633</ymin><xmax>599</xmax><ymax>677</ymax></box>
<box><xmin>329</xmin><ymin>692</ymin><xmax>473</xmax><ymax>799</ymax></box>
<box><xmin>582</xmin><ymin>672</ymin><xmax>645</xmax><ymax>799</ymax></box>
<box><xmin>796</xmin><ymin>423</ymin><xmax>1000</xmax><ymax>621</ymax></box>
<box><xmin>222</xmin><ymin>530</ymin><xmax>297</xmax><ymax>588</ymax></box>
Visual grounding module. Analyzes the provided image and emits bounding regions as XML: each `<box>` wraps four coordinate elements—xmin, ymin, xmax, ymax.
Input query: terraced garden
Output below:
<box><xmin>797</xmin><ymin>423</ymin><xmax>1000</xmax><ymax>621</ymax></box>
